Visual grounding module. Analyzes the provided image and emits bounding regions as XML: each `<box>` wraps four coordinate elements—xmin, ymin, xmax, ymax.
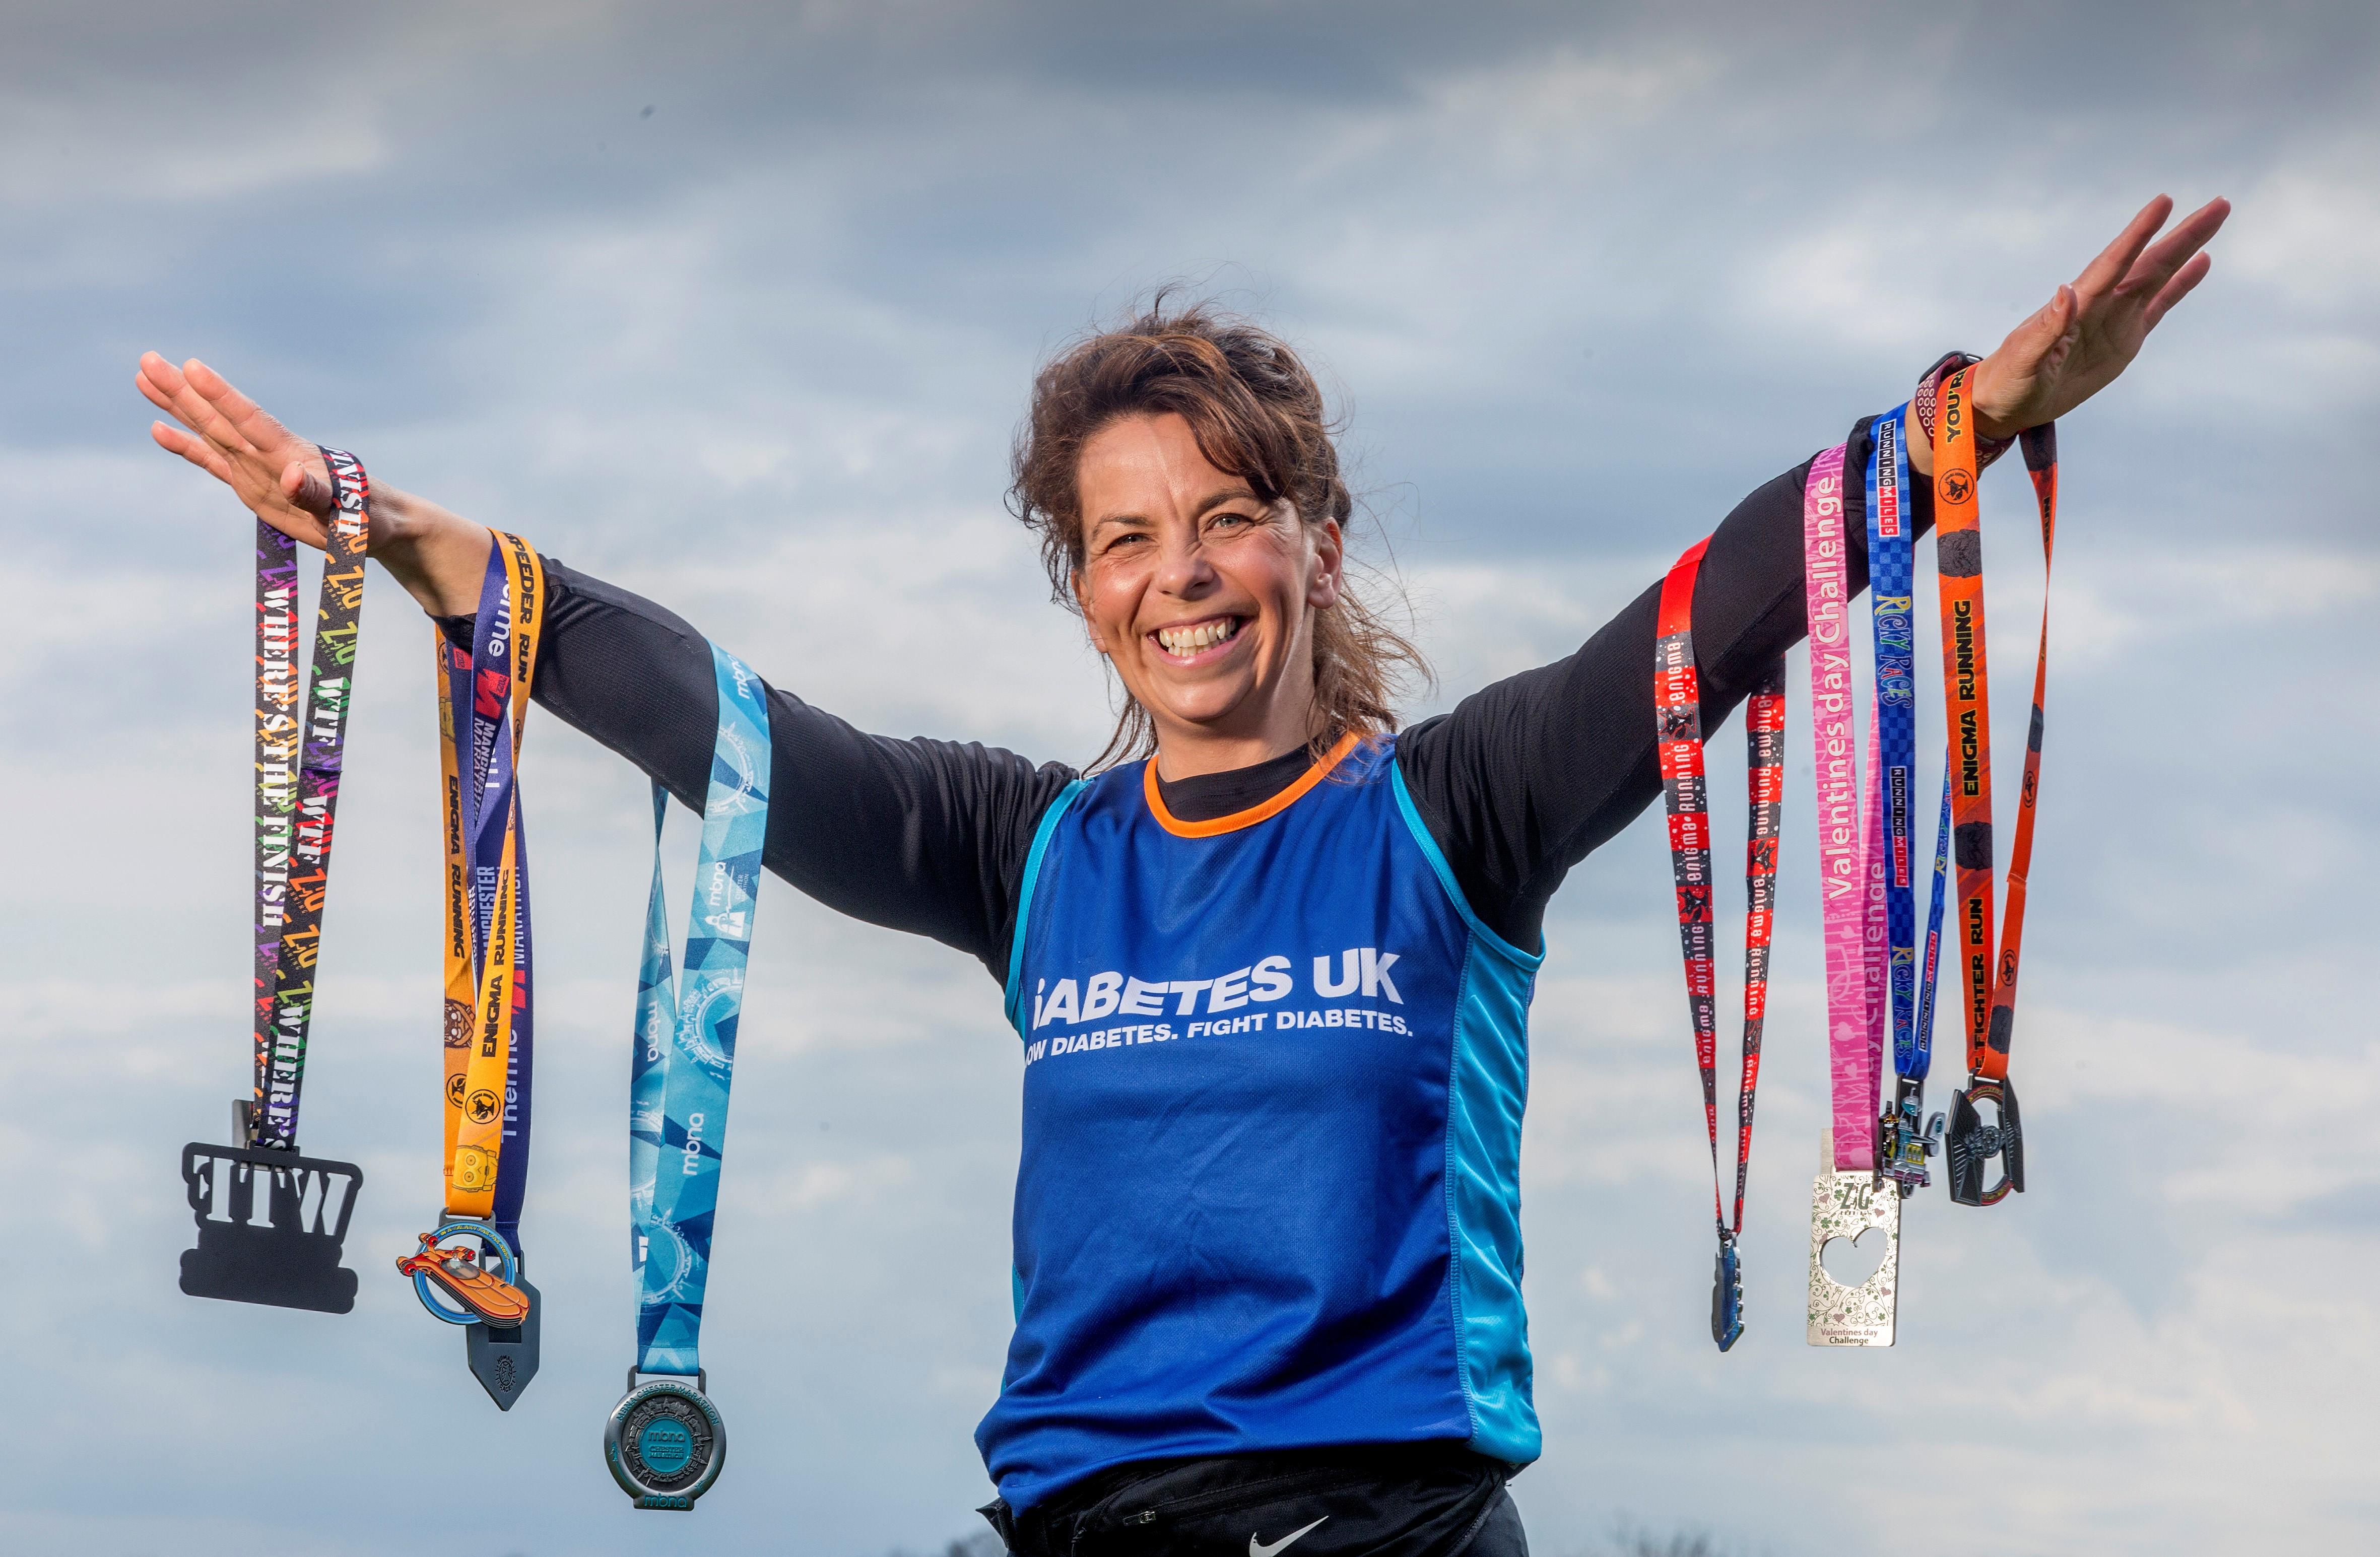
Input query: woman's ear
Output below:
<box><xmin>1307</xmin><ymin>516</ymin><xmax>1344</xmax><ymax>611</ymax></box>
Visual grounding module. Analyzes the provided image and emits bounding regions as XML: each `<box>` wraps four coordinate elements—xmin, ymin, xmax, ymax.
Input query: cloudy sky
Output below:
<box><xmin>4</xmin><ymin>3</ymin><xmax>2375</xmax><ymax>1553</ymax></box>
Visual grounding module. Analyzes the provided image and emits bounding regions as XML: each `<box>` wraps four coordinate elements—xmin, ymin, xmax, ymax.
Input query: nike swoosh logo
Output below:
<box><xmin>1249</xmin><ymin>1515</ymin><xmax>1328</xmax><ymax>1557</ymax></box>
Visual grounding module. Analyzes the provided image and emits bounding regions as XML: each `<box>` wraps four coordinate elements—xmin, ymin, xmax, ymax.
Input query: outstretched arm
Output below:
<box><xmin>1398</xmin><ymin>194</ymin><xmax>2229</xmax><ymax>955</ymax></box>
<box><xmin>138</xmin><ymin>355</ymin><xmax>1071</xmax><ymax>981</ymax></box>
<box><xmin>519</xmin><ymin>562</ymin><xmax>1076</xmax><ymax>981</ymax></box>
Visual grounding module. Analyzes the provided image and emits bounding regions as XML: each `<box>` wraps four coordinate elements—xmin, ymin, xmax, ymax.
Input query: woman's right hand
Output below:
<box><xmin>137</xmin><ymin>352</ymin><xmax>493</xmax><ymax>615</ymax></box>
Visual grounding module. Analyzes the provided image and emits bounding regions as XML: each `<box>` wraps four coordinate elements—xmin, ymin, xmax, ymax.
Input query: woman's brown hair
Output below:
<box><xmin>1008</xmin><ymin>298</ymin><xmax>1429</xmax><ymax>772</ymax></box>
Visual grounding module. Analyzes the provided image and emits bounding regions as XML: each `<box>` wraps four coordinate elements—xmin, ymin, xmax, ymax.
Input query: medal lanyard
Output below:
<box><xmin>180</xmin><ymin>450</ymin><xmax>371</xmax><ymax>1318</ymax></box>
<box><xmin>608</xmin><ymin>643</ymin><xmax>768</xmax><ymax>1511</ymax></box>
<box><xmin>1930</xmin><ymin>366</ymin><xmax>2060</xmax><ymax>1204</ymax></box>
<box><xmin>1655</xmin><ymin>539</ymin><xmax>1784</xmax><ymax>1353</ymax></box>
<box><xmin>1867</xmin><ymin>409</ymin><xmax>1947</xmax><ymax>1194</ymax></box>
<box><xmin>434</xmin><ymin>534</ymin><xmax>545</xmax><ymax>1240</ymax></box>
<box><xmin>1802</xmin><ymin>442</ymin><xmax>1903</xmax><ymax>1348</ymax></box>
<box><xmin>1801</xmin><ymin>444</ymin><xmax>1883</xmax><ymax>1172</ymax></box>
<box><xmin>251</xmin><ymin>448</ymin><xmax>370</xmax><ymax>1151</ymax></box>
<box><xmin>1867</xmin><ymin>409</ymin><xmax>1918</xmax><ymax>1079</ymax></box>
<box><xmin>630</xmin><ymin>643</ymin><xmax>771</xmax><ymax>1379</ymax></box>
<box><xmin>398</xmin><ymin>532</ymin><xmax>547</xmax><ymax>1407</ymax></box>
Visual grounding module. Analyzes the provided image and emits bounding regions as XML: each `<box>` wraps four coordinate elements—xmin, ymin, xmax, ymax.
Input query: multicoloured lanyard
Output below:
<box><xmin>1801</xmin><ymin>442</ymin><xmax>1901</xmax><ymax>1347</ymax></box>
<box><xmin>398</xmin><ymin>533</ymin><xmax>547</xmax><ymax>1409</ymax></box>
<box><xmin>1655</xmin><ymin>539</ymin><xmax>1784</xmax><ymax>1353</ymax></box>
<box><xmin>177</xmin><ymin>450</ymin><xmax>373</xmax><ymax>1316</ymax></box>
<box><xmin>256</xmin><ymin>449</ymin><xmax>371</xmax><ymax>1149</ymax></box>
<box><xmin>607</xmin><ymin>642</ymin><xmax>771</xmax><ymax>1510</ymax></box>
<box><xmin>1930</xmin><ymin>365</ymin><xmax>2061</xmax><ymax>1206</ymax></box>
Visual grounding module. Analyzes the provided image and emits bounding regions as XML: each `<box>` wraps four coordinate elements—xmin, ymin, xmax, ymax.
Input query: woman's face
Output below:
<box><xmin>1073</xmin><ymin>412</ymin><xmax>1341</xmax><ymax>765</ymax></box>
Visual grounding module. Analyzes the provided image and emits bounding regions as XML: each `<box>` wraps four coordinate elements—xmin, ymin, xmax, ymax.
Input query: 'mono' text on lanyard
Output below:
<box><xmin>607</xmin><ymin>642</ymin><xmax>771</xmax><ymax>1512</ymax></box>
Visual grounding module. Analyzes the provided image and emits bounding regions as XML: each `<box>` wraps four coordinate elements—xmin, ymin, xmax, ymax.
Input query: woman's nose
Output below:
<box><xmin>1152</xmin><ymin>532</ymin><xmax>1215</xmax><ymax>596</ymax></box>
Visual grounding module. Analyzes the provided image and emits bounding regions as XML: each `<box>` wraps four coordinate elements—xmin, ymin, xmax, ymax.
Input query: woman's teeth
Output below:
<box><xmin>1157</xmin><ymin>618</ymin><xmax>1239</xmax><ymax>655</ymax></box>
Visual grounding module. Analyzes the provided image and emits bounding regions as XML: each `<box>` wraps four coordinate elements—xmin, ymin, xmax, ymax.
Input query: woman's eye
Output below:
<box><xmin>1209</xmin><ymin>511</ymin><xmax>1255</xmax><ymax>532</ymax></box>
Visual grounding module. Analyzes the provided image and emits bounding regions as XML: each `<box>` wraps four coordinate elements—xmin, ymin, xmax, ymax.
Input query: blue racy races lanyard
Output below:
<box><xmin>1866</xmin><ymin>408</ymin><xmax>1919</xmax><ymax>1083</ymax></box>
<box><xmin>629</xmin><ymin>643</ymin><xmax>771</xmax><ymax>1379</ymax></box>
<box><xmin>1871</xmin><ymin>407</ymin><xmax>1949</xmax><ymax>1194</ymax></box>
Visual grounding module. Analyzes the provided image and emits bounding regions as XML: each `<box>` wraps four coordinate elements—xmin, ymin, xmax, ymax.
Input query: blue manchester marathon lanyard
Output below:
<box><xmin>1872</xmin><ymin>407</ymin><xmax>1948</xmax><ymax>1194</ymax></box>
<box><xmin>607</xmin><ymin>641</ymin><xmax>771</xmax><ymax>1511</ymax></box>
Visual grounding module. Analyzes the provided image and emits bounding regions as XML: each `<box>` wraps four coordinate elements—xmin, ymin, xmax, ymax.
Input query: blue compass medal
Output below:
<box><xmin>606</xmin><ymin>644</ymin><xmax>770</xmax><ymax>1510</ymax></box>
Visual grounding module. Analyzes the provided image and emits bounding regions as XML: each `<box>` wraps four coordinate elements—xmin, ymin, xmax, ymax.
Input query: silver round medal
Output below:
<box><xmin>605</xmin><ymin>1371</ymin><xmax>725</xmax><ymax>1510</ymax></box>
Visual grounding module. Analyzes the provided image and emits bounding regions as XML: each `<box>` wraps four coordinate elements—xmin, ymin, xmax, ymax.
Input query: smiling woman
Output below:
<box><xmin>1009</xmin><ymin>305</ymin><xmax>1425</xmax><ymax>775</ymax></box>
<box><xmin>137</xmin><ymin>194</ymin><xmax>2226</xmax><ymax>1557</ymax></box>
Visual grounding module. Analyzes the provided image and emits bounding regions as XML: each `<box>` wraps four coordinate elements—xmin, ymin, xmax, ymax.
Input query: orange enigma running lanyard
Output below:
<box><xmin>438</xmin><ymin>533</ymin><xmax>545</xmax><ymax>1220</ymax></box>
<box><xmin>401</xmin><ymin>532</ymin><xmax>548</xmax><ymax>1410</ymax></box>
<box><xmin>1929</xmin><ymin>366</ymin><xmax>2061</xmax><ymax>1205</ymax></box>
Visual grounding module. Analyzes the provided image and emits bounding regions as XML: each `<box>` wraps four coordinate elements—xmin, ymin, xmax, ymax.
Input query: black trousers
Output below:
<box><xmin>982</xmin><ymin>1443</ymin><xmax>1528</xmax><ymax>1557</ymax></box>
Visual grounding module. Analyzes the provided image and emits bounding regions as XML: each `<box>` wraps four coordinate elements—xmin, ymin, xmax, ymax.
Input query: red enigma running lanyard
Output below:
<box><xmin>1929</xmin><ymin>366</ymin><xmax>2061</xmax><ymax>1206</ymax></box>
<box><xmin>1656</xmin><ymin>537</ymin><xmax>1786</xmax><ymax>1352</ymax></box>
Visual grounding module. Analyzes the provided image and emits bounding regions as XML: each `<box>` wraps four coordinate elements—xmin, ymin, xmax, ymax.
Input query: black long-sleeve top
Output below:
<box><xmin>489</xmin><ymin>414</ymin><xmax>1916</xmax><ymax>975</ymax></box>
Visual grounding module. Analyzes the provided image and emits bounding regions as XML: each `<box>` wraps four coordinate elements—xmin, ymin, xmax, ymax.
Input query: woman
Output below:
<box><xmin>140</xmin><ymin>194</ymin><xmax>2225</xmax><ymax>1555</ymax></box>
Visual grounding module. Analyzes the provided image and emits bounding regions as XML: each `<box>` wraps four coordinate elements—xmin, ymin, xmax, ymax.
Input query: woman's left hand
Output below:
<box><xmin>1964</xmin><ymin>193</ymin><xmax>2230</xmax><ymax>442</ymax></box>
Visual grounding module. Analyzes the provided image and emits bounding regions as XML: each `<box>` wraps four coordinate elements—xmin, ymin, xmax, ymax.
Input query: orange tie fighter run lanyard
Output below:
<box><xmin>1929</xmin><ymin>366</ymin><xmax>2061</xmax><ymax>1205</ymax></box>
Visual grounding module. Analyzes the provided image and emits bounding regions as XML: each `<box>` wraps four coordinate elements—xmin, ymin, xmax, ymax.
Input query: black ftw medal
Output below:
<box><xmin>179</xmin><ymin>1108</ymin><xmax>363</xmax><ymax>1313</ymax></box>
<box><xmin>606</xmin><ymin>1372</ymin><xmax>726</xmax><ymax>1510</ymax></box>
<box><xmin>1946</xmin><ymin>1077</ymin><xmax>2025</xmax><ymax>1206</ymax></box>
<box><xmin>180</xmin><ymin>454</ymin><xmax>372</xmax><ymax>1313</ymax></box>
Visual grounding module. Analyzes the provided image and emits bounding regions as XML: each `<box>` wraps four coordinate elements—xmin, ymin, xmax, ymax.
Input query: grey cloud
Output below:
<box><xmin>3</xmin><ymin>4</ymin><xmax>2376</xmax><ymax>1554</ymax></box>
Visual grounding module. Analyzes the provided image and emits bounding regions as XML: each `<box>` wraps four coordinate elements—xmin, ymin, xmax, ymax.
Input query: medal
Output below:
<box><xmin>610</xmin><ymin>642</ymin><xmax>772</xmax><ymax>1509</ymax></box>
<box><xmin>1925</xmin><ymin>368</ymin><xmax>2061</xmax><ymax>1206</ymax></box>
<box><xmin>399</xmin><ymin>1220</ymin><xmax>528</xmax><ymax>1325</ymax></box>
<box><xmin>401</xmin><ymin>533</ymin><xmax>547</xmax><ymax>1407</ymax></box>
<box><xmin>1800</xmin><ymin>441</ymin><xmax>1900</xmax><ymax>1346</ymax></box>
<box><xmin>1947</xmin><ymin>1076</ymin><xmax>2025</xmax><ymax>1205</ymax></box>
<box><xmin>1807</xmin><ymin>1126</ymin><xmax>1900</xmax><ymax>1346</ymax></box>
<box><xmin>179</xmin><ymin>448</ymin><xmax>371</xmax><ymax>1315</ymax></box>
<box><xmin>1654</xmin><ymin>538</ymin><xmax>1784</xmax><ymax>1352</ymax></box>
<box><xmin>606</xmin><ymin>1370</ymin><xmax>728</xmax><ymax>1510</ymax></box>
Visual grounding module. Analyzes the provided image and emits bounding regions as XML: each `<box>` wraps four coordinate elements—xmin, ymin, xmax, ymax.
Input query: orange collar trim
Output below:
<box><xmin>1142</xmin><ymin>731</ymin><xmax>1362</xmax><ymax>839</ymax></box>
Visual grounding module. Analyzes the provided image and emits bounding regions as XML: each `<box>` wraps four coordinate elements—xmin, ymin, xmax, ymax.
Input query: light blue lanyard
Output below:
<box><xmin>629</xmin><ymin>644</ymin><xmax>771</xmax><ymax>1377</ymax></box>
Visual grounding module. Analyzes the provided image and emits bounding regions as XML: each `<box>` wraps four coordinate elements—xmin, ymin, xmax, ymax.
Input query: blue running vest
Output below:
<box><xmin>981</xmin><ymin>734</ymin><xmax>1543</xmax><ymax>1512</ymax></box>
